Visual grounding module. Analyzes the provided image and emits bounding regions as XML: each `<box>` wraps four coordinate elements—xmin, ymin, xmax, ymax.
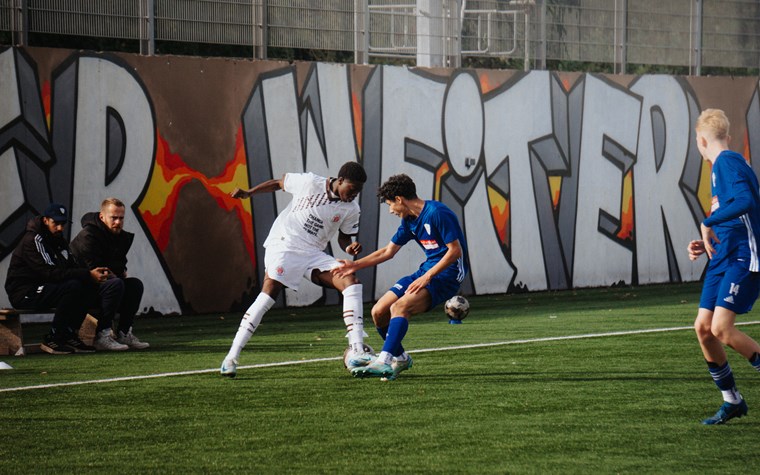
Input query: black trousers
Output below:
<box><xmin>12</xmin><ymin>279</ymin><xmax>94</xmax><ymax>336</ymax></box>
<box><xmin>96</xmin><ymin>276</ymin><xmax>144</xmax><ymax>333</ymax></box>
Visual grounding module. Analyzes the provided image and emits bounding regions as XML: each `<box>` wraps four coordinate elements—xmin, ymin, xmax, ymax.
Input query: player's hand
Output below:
<box><xmin>332</xmin><ymin>260</ymin><xmax>357</xmax><ymax>277</ymax></box>
<box><xmin>406</xmin><ymin>274</ymin><xmax>431</xmax><ymax>295</ymax></box>
<box><xmin>700</xmin><ymin>223</ymin><xmax>719</xmax><ymax>259</ymax></box>
<box><xmin>344</xmin><ymin>242</ymin><xmax>362</xmax><ymax>256</ymax></box>
<box><xmin>687</xmin><ymin>240</ymin><xmax>706</xmax><ymax>261</ymax></box>
<box><xmin>230</xmin><ymin>187</ymin><xmax>250</xmax><ymax>199</ymax></box>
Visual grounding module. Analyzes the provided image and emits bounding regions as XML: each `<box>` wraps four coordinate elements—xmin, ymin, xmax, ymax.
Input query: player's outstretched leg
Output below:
<box><xmin>221</xmin><ymin>293</ymin><xmax>275</xmax><ymax>377</ymax></box>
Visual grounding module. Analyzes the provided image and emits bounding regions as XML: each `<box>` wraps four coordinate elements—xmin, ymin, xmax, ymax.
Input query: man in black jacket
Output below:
<box><xmin>4</xmin><ymin>204</ymin><xmax>107</xmax><ymax>354</ymax></box>
<box><xmin>70</xmin><ymin>198</ymin><xmax>149</xmax><ymax>350</ymax></box>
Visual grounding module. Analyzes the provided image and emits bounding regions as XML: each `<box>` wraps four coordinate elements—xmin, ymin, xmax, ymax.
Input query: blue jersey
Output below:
<box><xmin>391</xmin><ymin>200</ymin><xmax>468</xmax><ymax>280</ymax></box>
<box><xmin>703</xmin><ymin>150</ymin><xmax>760</xmax><ymax>273</ymax></box>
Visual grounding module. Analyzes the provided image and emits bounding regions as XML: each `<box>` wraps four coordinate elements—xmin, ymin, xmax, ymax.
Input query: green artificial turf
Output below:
<box><xmin>2</xmin><ymin>282</ymin><xmax>759</xmax><ymax>473</ymax></box>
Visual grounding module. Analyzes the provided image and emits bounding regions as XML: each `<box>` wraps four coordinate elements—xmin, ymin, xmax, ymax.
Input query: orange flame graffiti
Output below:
<box><xmin>352</xmin><ymin>92</ymin><xmax>363</xmax><ymax>156</ymax></box>
<box><xmin>138</xmin><ymin>127</ymin><xmax>255</xmax><ymax>266</ymax></box>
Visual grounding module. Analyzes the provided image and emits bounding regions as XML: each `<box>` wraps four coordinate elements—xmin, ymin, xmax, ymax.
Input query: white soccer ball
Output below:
<box><xmin>343</xmin><ymin>343</ymin><xmax>375</xmax><ymax>368</ymax></box>
<box><xmin>444</xmin><ymin>295</ymin><xmax>470</xmax><ymax>321</ymax></box>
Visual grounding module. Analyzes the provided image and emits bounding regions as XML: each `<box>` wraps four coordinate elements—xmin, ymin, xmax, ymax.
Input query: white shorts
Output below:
<box><xmin>264</xmin><ymin>246</ymin><xmax>340</xmax><ymax>291</ymax></box>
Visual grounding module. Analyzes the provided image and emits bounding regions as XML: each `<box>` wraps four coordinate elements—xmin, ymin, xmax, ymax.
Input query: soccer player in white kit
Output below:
<box><xmin>221</xmin><ymin>162</ymin><xmax>372</xmax><ymax>377</ymax></box>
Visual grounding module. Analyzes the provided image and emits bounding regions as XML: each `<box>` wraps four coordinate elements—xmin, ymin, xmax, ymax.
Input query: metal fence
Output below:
<box><xmin>1</xmin><ymin>0</ymin><xmax>759</xmax><ymax>74</ymax></box>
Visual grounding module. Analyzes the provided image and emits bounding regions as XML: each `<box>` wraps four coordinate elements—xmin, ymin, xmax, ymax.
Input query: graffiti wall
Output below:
<box><xmin>2</xmin><ymin>46</ymin><xmax>760</xmax><ymax>315</ymax></box>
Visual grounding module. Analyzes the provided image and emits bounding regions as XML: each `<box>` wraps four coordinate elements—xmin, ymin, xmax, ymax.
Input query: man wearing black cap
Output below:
<box><xmin>4</xmin><ymin>203</ymin><xmax>109</xmax><ymax>354</ymax></box>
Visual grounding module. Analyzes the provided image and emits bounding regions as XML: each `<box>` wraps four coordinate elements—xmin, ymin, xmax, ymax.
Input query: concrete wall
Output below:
<box><xmin>2</xmin><ymin>46</ymin><xmax>760</xmax><ymax>314</ymax></box>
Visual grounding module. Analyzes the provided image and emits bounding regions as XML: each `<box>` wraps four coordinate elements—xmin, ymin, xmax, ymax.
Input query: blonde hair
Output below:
<box><xmin>100</xmin><ymin>197</ymin><xmax>125</xmax><ymax>211</ymax></box>
<box><xmin>696</xmin><ymin>109</ymin><xmax>730</xmax><ymax>141</ymax></box>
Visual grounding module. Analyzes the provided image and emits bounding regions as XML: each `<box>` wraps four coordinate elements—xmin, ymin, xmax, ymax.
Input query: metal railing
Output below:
<box><xmin>1</xmin><ymin>0</ymin><xmax>759</xmax><ymax>74</ymax></box>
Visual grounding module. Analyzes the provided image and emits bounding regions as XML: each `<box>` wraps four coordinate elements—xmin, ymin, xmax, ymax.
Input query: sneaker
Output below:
<box><xmin>40</xmin><ymin>334</ymin><xmax>74</xmax><ymax>355</ymax></box>
<box><xmin>351</xmin><ymin>360</ymin><xmax>394</xmax><ymax>379</ymax></box>
<box><xmin>64</xmin><ymin>335</ymin><xmax>96</xmax><ymax>353</ymax></box>
<box><xmin>344</xmin><ymin>348</ymin><xmax>375</xmax><ymax>370</ymax></box>
<box><xmin>382</xmin><ymin>355</ymin><xmax>414</xmax><ymax>381</ymax></box>
<box><xmin>93</xmin><ymin>329</ymin><xmax>128</xmax><ymax>351</ymax></box>
<box><xmin>221</xmin><ymin>358</ymin><xmax>238</xmax><ymax>378</ymax></box>
<box><xmin>702</xmin><ymin>400</ymin><xmax>748</xmax><ymax>425</ymax></box>
<box><xmin>117</xmin><ymin>329</ymin><xmax>150</xmax><ymax>349</ymax></box>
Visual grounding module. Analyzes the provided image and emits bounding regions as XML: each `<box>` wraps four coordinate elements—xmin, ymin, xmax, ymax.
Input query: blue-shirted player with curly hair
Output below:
<box><xmin>334</xmin><ymin>173</ymin><xmax>468</xmax><ymax>381</ymax></box>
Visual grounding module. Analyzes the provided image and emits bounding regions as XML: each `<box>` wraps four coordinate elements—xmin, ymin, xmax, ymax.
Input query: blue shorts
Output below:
<box><xmin>389</xmin><ymin>266</ymin><xmax>462</xmax><ymax>311</ymax></box>
<box><xmin>700</xmin><ymin>263</ymin><xmax>760</xmax><ymax>314</ymax></box>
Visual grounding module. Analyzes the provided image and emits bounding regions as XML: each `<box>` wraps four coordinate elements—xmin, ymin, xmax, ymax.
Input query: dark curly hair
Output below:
<box><xmin>338</xmin><ymin>161</ymin><xmax>367</xmax><ymax>184</ymax></box>
<box><xmin>377</xmin><ymin>174</ymin><xmax>417</xmax><ymax>202</ymax></box>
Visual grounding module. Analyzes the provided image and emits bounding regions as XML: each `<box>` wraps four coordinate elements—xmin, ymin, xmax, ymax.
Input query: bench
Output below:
<box><xmin>0</xmin><ymin>308</ymin><xmax>98</xmax><ymax>356</ymax></box>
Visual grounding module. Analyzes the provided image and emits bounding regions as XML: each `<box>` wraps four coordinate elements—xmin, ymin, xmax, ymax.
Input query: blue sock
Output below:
<box><xmin>707</xmin><ymin>361</ymin><xmax>742</xmax><ymax>403</ymax></box>
<box><xmin>750</xmin><ymin>352</ymin><xmax>760</xmax><ymax>372</ymax></box>
<box><xmin>382</xmin><ymin>318</ymin><xmax>408</xmax><ymax>357</ymax></box>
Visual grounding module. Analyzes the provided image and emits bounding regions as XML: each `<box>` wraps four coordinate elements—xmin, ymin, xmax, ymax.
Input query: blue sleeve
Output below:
<box><xmin>391</xmin><ymin>221</ymin><xmax>413</xmax><ymax>246</ymax></box>
<box><xmin>704</xmin><ymin>162</ymin><xmax>756</xmax><ymax>226</ymax></box>
<box><xmin>433</xmin><ymin>208</ymin><xmax>462</xmax><ymax>245</ymax></box>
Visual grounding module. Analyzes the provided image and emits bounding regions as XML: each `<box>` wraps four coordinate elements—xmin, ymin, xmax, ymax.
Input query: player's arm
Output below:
<box><xmin>699</xmin><ymin>172</ymin><xmax>756</xmax><ymax>258</ymax></box>
<box><xmin>338</xmin><ymin>230</ymin><xmax>362</xmax><ymax>256</ymax></box>
<box><xmin>406</xmin><ymin>239</ymin><xmax>463</xmax><ymax>294</ymax></box>
<box><xmin>333</xmin><ymin>241</ymin><xmax>401</xmax><ymax>276</ymax></box>
<box><xmin>230</xmin><ymin>175</ymin><xmax>285</xmax><ymax>199</ymax></box>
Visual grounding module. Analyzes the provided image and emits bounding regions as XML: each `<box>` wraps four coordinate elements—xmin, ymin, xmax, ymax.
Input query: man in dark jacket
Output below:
<box><xmin>70</xmin><ymin>197</ymin><xmax>149</xmax><ymax>350</ymax></box>
<box><xmin>4</xmin><ymin>203</ymin><xmax>107</xmax><ymax>354</ymax></box>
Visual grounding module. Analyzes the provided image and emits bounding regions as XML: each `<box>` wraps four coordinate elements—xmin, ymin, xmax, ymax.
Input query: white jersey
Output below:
<box><xmin>264</xmin><ymin>172</ymin><xmax>361</xmax><ymax>252</ymax></box>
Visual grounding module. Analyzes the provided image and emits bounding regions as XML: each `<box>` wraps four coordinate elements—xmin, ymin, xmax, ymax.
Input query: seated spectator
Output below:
<box><xmin>70</xmin><ymin>198</ymin><xmax>149</xmax><ymax>350</ymax></box>
<box><xmin>4</xmin><ymin>204</ymin><xmax>107</xmax><ymax>354</ymax></box>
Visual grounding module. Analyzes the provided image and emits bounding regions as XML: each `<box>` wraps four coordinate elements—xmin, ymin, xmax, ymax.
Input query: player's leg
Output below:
<box><xmin>312</xmin><ymin>259</ymin><xmax>372</xmax><ymax>369</ymax></box>
<box><xmin>221</xmin><ymin>275</ymin><xmax>283</xmax><ymax>377</ymax></box>
<box><xmin>356</xmin><ymin>290</ymin><xmax>430</xmax><ymax>379</ymax></box>
<box><xmin>697</xmin><ymin>266</ymin><xmax>755</xmax><ymax>424</ymax></box>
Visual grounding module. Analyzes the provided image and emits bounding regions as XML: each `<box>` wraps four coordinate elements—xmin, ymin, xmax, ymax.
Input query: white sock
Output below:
<box><xmin>226</xmin><ymin>293</ymin><xmax>275</xmax><ymax>360</ymax></box>
<box><xmin>722</xmin><ymin>389</ymin><xmax>743</xmax><ymax>405</ymax></box>
<box><xmin>395</xmin><ymin>352</ymin><xmax>409</xmax><ymax>362</ymax></box>
<box><xmin>342</xmin><ymin>284</ymin><xmax>366</xmax><ymax>352</ymax></box>
<box><xmin>377</xmin><ymin>351</ymin><xmax>393</xmax><ymax>365</ymax></box>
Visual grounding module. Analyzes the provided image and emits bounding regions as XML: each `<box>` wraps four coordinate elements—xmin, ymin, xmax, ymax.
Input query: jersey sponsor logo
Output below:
<box><xmin>420</xmin><ymin>239</ymin><xmax>439</xmax><ymax>250</ymax></box>
<box><xmin>332</xmin><ymin>214</ymin><xmax>340</xmax><ymax>223</ymax></box>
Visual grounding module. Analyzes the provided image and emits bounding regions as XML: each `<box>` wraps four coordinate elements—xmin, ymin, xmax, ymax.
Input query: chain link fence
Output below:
<box><xmin>1</xmin><ymin>0</ymin><xmax>758</xmax><ymax>74</ymax></box>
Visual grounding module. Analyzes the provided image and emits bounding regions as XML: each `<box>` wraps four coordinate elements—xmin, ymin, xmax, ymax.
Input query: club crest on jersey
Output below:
<box><xmin>332</xmin><ymin>214</ymin><xmax>340</xmax><ymax>223</ymax></box>
<box><xmin>276</xmin><ymin>266</ymin><xmax>285</xmax><ymax>276</ymax></box>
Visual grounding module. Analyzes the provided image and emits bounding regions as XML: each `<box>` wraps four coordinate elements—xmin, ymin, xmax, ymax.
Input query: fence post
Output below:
<box><xmin>140</xmin><ymin>0</ymin><xmax>155</xmax><ymax>56</ymax></box>
<box><xmin>690</xmin><ymin>0</ymin><xmax>702</xmax><ymax>76</ymax></box>
<box><xmin>253</xmin><ymin>0</ymin><xmax>267</xmax><ymax>59</ymax></box>
<box><xmin>613</xmin><ymin>0</ymin><xmax>627</xmax><ymax>74</ymax></box>
<box><xmin>11</xmin><ymin>0</ymin><xmax>27</xmax><ymax>46</ymax></box>
<box><xmin>354</xmin><ymin>0</ymin><xmax>368</xmax><ymax>64</ymax></box>
<box><xmin>536</xmin><ymin>0</ymin><xmax>546</xmax><ymax>70</ymax></box>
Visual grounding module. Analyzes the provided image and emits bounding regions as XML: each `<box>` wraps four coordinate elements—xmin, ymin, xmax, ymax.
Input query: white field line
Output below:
<box><xmin>2</xmin><ymin>321</ymin><xmax>759</xmax><ymax>393</ymax></box>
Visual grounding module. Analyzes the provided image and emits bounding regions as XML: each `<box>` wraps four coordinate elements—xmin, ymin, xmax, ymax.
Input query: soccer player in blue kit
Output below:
<box><xmin>688</xmin><ymin>109</ymin><xmax>760</xmax><ymax>424</ymax></box>
<box><xmin>334</xmin><ymin>174</ymin><xmax>468</xmax><ymax>380</ymax></box>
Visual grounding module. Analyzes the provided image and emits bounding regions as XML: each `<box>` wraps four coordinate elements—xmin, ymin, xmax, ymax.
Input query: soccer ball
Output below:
<box><xmin>343</xmin><ymin>343</ymin><xmax>375</xmax><ymax>369</ymax></box>
<box><xmin>444</xmin><ymin>295</ymin><xmax>470</xmax><ymax>322</ymax></box>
